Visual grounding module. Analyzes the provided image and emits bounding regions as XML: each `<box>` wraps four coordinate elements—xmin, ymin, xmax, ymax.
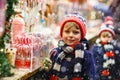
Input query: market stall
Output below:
<box><xmin>0</xmin><ymin>0</ymin><xmax>103</xmax><ymax>80</ymax></box>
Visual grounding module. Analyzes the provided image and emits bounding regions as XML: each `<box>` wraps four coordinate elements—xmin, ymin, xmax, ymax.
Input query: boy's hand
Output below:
<box><xmin>42</xmin><ymin>58</ymin><xmax>52</xmax><ymax>71</ymax></box>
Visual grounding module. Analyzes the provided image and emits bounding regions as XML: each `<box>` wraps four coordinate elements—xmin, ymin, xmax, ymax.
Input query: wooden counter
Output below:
<box><xmin>1</xmin><ymin>67</ymin><xmax>41</xmax><ymax>80</ymax></box>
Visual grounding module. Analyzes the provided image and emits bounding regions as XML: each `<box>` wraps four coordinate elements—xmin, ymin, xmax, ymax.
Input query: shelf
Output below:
<box><xmin>1</xmin><ymin>67</ymin><xmax>41</xmax><ymax>80</ymax></box>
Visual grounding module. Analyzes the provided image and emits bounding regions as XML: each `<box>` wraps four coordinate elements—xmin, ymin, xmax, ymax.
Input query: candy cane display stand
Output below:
<box><xmin>12</xmin><ymin>32</ymin><xmax>47</xmax><ymax>71</ymax></box>
<box><xmin>11</xmin><ymin>16</ymin><xmax>34</xmax><ymax>70</ymax></box>
<box><xmin>13</xmin><ymin>34</ymin><xmax>33</xmax><ymax>70</ymax></box>
<box><xmin>11</xmin><ymin>16</ymin><xmax>50</xmax><ymax>71</ymax></box>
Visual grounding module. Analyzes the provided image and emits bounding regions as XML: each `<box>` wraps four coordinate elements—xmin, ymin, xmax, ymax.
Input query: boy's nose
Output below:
<box><xmin>104</xmin><ymin>37</ymin><xmax>110</xmax><ymax>41</ymax></box>
<box><xmin>69</xmin><ymin>32</ymin><xmax>74</xmax><ymax>36</ymax></box>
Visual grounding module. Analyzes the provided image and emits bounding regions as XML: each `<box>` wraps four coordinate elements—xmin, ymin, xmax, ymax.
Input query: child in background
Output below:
<box><xmin>91</xmin><ymin>24</ymin><xmax>120</xmax><ymax>80</ymax></box>
<box><xmin>48</xmin><ymin>13</ymin><xmax>96</xmax><ymax>80</ymax></box>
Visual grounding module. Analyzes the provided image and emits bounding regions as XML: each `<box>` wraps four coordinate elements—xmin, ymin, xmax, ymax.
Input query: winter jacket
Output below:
<box><xmin>91</xmin><ymin>39</ymin><xmax>120</xmax><ymax>80</ymax></box>
<box><xmin>49</xmin><ymin>46</ymin><xmax>96</xmax><ymax>80</ymax></box>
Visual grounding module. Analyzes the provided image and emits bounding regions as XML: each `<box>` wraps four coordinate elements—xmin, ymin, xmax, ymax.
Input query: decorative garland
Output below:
<box><xmin>0</xmin><ymin>51</ymin><xmax>15</xmax><ymax>78</ymax></box>
<box><xmin>0</xmin><ymin>0</ymin><xmax>18</xmax><ymax>78</ymax></box>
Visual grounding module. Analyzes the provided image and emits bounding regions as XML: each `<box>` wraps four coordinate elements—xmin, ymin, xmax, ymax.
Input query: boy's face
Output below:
<box><xmin>100</xmin><ymin>31</ymin><xmax>113</xmax><ymax>42</ymax></box>
<box><xmin>62</xmin><ymin>22</ymin><xmax>81</xmax><ymax>46</ymax></box>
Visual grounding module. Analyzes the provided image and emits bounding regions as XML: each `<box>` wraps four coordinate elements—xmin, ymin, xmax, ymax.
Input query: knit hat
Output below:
<box><xmin>60</xmin><ymin>13</ymin><xmax>86</xmax><ymax>40</ymax></box>
<box><xmin>98</xmin><ymin>24</ymin><xmax>115</xmax><ymax>37</ymax></box>
<box><xmin>104</xmin><ymin>16</ymin><xmax>114</xmax><ymax>25</ymax></box>
<box><xmin>104</xmin><ymin>16</ymin><xmax>113</xmax><ymax>22</ymax></box>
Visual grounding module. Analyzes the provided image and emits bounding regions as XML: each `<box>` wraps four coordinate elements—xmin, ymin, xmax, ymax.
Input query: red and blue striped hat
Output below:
<box><xmin>60</xmin><ymin>13</ymin><xmax>87</xmax><ymax>40</ymax></box>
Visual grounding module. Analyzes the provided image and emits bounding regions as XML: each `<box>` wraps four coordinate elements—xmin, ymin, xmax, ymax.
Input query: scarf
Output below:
<box><xmin>96</xmin><ymin>39</ymin><xmax>116</xmax><ymax>78</ymax></box>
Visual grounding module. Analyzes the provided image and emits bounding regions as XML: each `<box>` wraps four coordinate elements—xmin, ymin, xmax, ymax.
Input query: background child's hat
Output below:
<box><xmin>98</xmin><ymin>24</ymin><xmax>115</xmax><ymax>37</ymax></box>
<box><xmin>104</xmin><ymin>20</ymin><xmax>114</xmax><ymax>26</ymax></box>
<box><xmin>104</xmin><ymin>16</ymin><xmax>114</xmax><ymax>25</ymax></box>
<box><xmin>104</xmin><ymin>16</ymin><xmax>113</xmax><ymax>22</ymax></box>
<box><xmin>60</xmin><ymin>13</ymin><xmax>86</xmax><ymax>40</ymax></box>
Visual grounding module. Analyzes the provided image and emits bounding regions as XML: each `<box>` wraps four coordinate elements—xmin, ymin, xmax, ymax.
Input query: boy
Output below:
<box><xmin>91</xmin><ymin>24</ymin><xmax>120</xmax><ymax>80</ymax></box>
<box><xmin>48</xmin><ymin>13</ymin><xmax>96</xmax><ymax>80</ymax></box>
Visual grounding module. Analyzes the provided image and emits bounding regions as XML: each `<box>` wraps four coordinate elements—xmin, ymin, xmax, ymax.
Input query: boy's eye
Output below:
<box><xmin>102</xmin><ymin>35</ymin><xmax>106</xmax><ymax>38</ymax></box>
<box><xmin>73</xmin><ymin>31</ymin><xmax>80</xmax><ymax>34</ymax></box>
<box><xmin>108</xmin><ymin>36</ymin><xmax>112</xmax><ymax>38</ymax></box>
<box><xmin>102</xmin><ymin>35</ymin><xmax>112</xmax><ymax>38</ymax></box>
<box><xmin>65</xmin><ymin>30</ymin><xmax>69</xmax><ymax>33</ymax></box>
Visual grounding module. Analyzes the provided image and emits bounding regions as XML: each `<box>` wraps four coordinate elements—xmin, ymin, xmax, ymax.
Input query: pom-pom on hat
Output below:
<box><xmin>60</xmin><ymin>13</ymin><xmax>87</xmax><ymax>40</ymax></box>
<box><xmin>98</xmin><ymin>24</ymin><xmax>115</xmax><ymax>37</ymax></box>
<box><xmin>104</xmin><ymin>16</ymin><xmax>114</xmax><ymax>25</ymax></box>
<box><xmin>104</xmin><ymin>16</ymin><xmax>113</xmax><ymax>22</ymax></box>
<box><xmin>104</xmin><ymin>20</ymin><xmax>114</xmax><ymax>26</ymax></box>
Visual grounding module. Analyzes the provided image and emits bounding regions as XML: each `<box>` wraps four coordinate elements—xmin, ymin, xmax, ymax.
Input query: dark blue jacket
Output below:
<box><xmin>49</xmin><ymin>47</ymin><xmax>96</xmax><ymax>80</ymax></box>
<box><xmin>91</xmin><ymin>41</ymin><xmax>120</xmax><ymax>80</ymax></box>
